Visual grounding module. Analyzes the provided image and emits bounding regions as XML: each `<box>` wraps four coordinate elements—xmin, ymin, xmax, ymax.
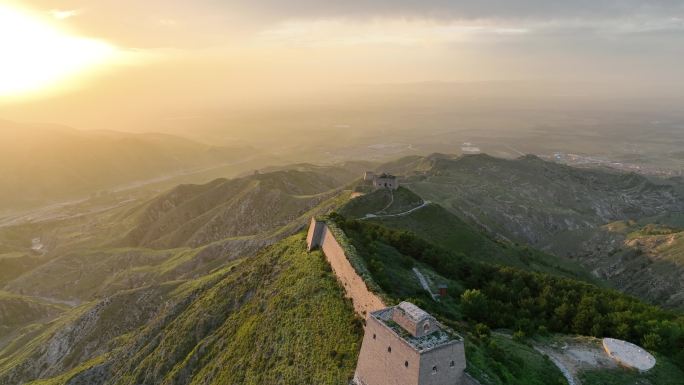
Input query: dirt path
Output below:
<box><xmin>362</xmin><ymin>201</ymin><xmax>431</xmax><ymax>220</ymax></box>
<box><xmin>534</xmin><ymin>345</ymin><xmax>578</xmax><ymax>385</ymax></box>
<box><xmin>412</xmin><ymin>267</ymin><xmax>438</xmax><ymax>300</ymax></box>
<box><xmin>532</xmin><ymin>336</ymin><xmax>618</xmax><ymax>385</ymax></box>
<box><xmin>376</xmin><ymin>189</ymin><xmax>394</xmax><ymax>214</ymax></box>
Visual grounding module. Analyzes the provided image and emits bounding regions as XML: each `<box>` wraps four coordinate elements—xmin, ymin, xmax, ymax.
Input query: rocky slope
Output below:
<box><xmin>376</xmin><ymin>154</ymin><xmax>684</xmax><ymax>308</ymax></box>
<box><xmin>0</xmin><ymin>292</ymin><xmax>66</xmax><ymax>347</ymax></box>
<box><xmin>341</xmin><ymin>187</ymin><xmax>594</xmax><ymax>282</ymax></box>
<box><xmin>385</xmin><ymin>154</ymin><xmax>683</xmax><ymax>255</ymax></box>
<box><xmin>588</xmin><ymin>221</ymin><xmax>684</xmax><ymax>309</ymax></box>
<box><xmin>2</xmin><ymin>166</ymin><xmax>356</xmax><ymax>303</ymax></box>
<box><xmin>123</xmin><ymin>167</ymin><xmax>358</xmax><ymax>249</ymax></box>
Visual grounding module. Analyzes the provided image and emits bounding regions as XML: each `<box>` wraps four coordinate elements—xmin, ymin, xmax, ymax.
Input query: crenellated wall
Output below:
<box><xmin>306</xmin><ymin>218</ymin><xmax>385</xmax><ymax>318</ymax></box>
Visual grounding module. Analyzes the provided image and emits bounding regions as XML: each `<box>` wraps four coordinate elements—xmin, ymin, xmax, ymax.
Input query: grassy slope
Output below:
<box><xmin>334</xmin><ymin>213</ymin><xmax>684</xmax><ymax>385</ymax></box>
<box><xmin>391</xmin><ymin>154</ymin><xmax>682</xmax><ymax>255</ymax></box>
<box><xmin>341</xmin><ymin>187</ymin><xmax>424</xmax><ymax>218</ymax></box>
<box><xmin>0</xmin><ymin>292</ymin><xmax>67</xmax><ymax>342</ymax></box>
<box><xmin>601</xmin><ymin>220</ymin><xmax>684</xmax><ymax>309</ymax></box>
<box><xmin>8</xmin><ymin>234</ymin><xmax>362</xmax><ymax>385</ymax></box>
<box><xmin>342</xmin><ymin>187</ymin><xmax>593</xmax><ymax>282</ymax></box>
<box><xmin>3</xmin><ymin>168</ymin><xmax>354</xmax><ymax>303</ymax></box>
<box><xmin>123</xmin><ymin>168</ymin><xmax>358</xmax><ymax>249</ymax></box>
<box><xmin>334</xmin><ymin>222</ymin><xmax>567</xmax><ymax>385</ymax></box>
<box><xmin>0</xmin><ymin>253</ymin><xmax>44</xmax><ymax>286</ymax></box>
<box><xmin>581</xmin><ymin>356</ymin><xmax>684</xmax><ymax>385</ymax></box>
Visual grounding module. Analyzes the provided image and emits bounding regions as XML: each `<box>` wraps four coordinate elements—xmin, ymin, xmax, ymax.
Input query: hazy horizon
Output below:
<box><xmin>2</xmin><ymin>0</ymin><xmax>683</xmax><ymax>136</ymax></box>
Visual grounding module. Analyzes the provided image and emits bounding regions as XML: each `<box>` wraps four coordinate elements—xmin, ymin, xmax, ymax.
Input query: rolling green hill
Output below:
<box><xmin>124</xmin><ymin>168</ymin><xmax>357</xmax><ymax>249</ymax></box>
<box><xmin>0</xmin><ymin>292</ymin><xmax>66</xmax><ymax>345</ymax></box>
<box><xmin>0</xmin><ymin>234</ymin><xmax>362</xmax><ymax>385</ymax></box>
<box><xmin>2</xmin><ymin>154</ymin><xmax>683</xmax><ymax>385</ymax></box>
<box><xmin>331</xmin><ymin>214</ymin><xmax>684</xmax><ymax>385</ymax></box>
<box><xmin>380</xmin><ymin>153</ymin><xmax>682</xmax><ymax>255</ymax></box>
<box><xmin>1</xmin><ymin>167</ymin><xmax>356</xmax><ymax>303</ymax></box>
<box><xmin>373</xmin><ymin>153</ymin><xmax>684</xmax><ymax>308</ymax></box>
<box><xmin>341</xmin><ymin>187</ymin><xmax>594</xmax><ymax>282</ymax></box>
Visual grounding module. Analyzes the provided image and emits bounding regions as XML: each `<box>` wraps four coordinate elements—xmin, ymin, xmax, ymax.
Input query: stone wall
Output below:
<box><xmin>307</xmin><ymin>218</ymin><xmax>474</xmax><ymax>385</ymax></box>
<box><xmin>306</xmin><ymin>218</ymin><xmax>385</xmax><ymax>318</ymax></box>
<box><xmin>354</xmin><ymin>315</ymin><xmax>421</xmax><ymax>385</ymax></box>
<box><xmin>392</xmin><ymin>309</ymin><xmax>437</xmax><ymax>338</ymax></box>
<box><xmin>417</xmin><ymin>342</ymin><xmax>466</xmax><ymax>385</ymax></box>
<box><xmin>354</xmin><ymin>314</ymin><xmax>466</xmax><ymax>385</ymax></box>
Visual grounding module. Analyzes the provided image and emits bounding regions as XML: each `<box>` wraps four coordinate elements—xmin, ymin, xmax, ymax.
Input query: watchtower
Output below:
<box><xmin>353</xmin><ymin>302</ymin><xmax>466</xmax><ymax>385</ymax></box>
<box><xmin>372</xmin><ymin>173</ymin><xmax>399</xmax><ymax>190</ymax></box>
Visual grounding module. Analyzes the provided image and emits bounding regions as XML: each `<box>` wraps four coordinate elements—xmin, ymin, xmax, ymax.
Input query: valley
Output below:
<box><xmin>4</xmin><ymin>2</ymin><xmax>683</xmax><ymax>384</ymax></box>
<box><xmin>0</xmin><ymin>153</ymin><xmax>683</xmax><ymax>385</ymax></box>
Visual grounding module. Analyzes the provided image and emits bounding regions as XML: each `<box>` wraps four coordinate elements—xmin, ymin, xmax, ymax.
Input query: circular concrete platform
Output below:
<box><xmin>602</xmin><ymin>338</ymin><xmax>656</xmax><ymax>372</ymax></box>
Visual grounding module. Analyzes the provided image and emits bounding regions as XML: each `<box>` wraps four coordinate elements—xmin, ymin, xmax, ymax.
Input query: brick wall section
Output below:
<box><xmin>306</xmin><ymin>218</ymin><xmax>476</xmax><ymax>385</ymax></box>
<box><xmin>417</xmin><ymin>342</ymin><xmax>466</xmax><ymax>385</ymax></box>
<box><xmin>354</xmin><ymin>315</ymin><xmax>466</xmax><ymax>385</ymax></box>
<box><xmin>354</xmin><ymin>315</ymin><xmax>421</xmax><ymax>385</ymax></box>
<box><xmin>306</xmin><ymin>218</ymin><xmax>385</xmax><ymax>318</ymax></box>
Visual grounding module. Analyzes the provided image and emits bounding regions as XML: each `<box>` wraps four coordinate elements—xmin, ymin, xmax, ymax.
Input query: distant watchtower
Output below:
<box><xmin>373</xmin><ymin>173</ymin><xmax>399</xmax><ymax>190</ymax></box>
<box><xmin>364</xmin><ymin>171</ymin><xmax>399</xmax><ymax>190</ymax></box>
<box><xmin>354</xmin><ymin>302</ymin><xmax>466</xmax><ymax>385</ymax></box>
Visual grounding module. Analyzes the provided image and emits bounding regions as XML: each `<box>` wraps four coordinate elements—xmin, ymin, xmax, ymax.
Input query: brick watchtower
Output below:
<box><xmin>353</xmin><ymin>302</ymin><xmax>466</xmax><ymax>385</ymax></box>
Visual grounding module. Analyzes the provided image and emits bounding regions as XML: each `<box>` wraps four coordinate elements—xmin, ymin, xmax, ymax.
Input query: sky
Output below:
<box><xmin>1</xmin><ymin>0</ymin><xmax>683</xmax><ymax>132</ymax></box>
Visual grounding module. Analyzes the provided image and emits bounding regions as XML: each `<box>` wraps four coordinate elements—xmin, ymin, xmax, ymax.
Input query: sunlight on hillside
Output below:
<box><xmin>0</xmin><ymin>4</ymin><xmax>117</xmax><ymax>98</ymax></box>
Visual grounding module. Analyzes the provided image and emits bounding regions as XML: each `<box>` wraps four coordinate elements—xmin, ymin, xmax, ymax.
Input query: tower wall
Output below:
<box><xmin>372</xmin><ymin>177</ymin><xmax>399</xmax><ymax>190</ymax></box>
<box><xmin>306</xmin><ymin>218</ymin><xmax>325</xmax><ymax>251</ymax></box>
<box><xmin>392</xmin><ymin>311</ymin><xmax>437</xmax><ymax>338</ymax></box>
<box><xmin>417</xmin><ymin>342</ymin><xmax>466</xmax><ymax>385</ymax></box>
<box><xmin>354</xmin><ymin>315</ymin><xmax>421</xmax><ymax>385</ymax></box>
<box><xmin>354</xmin><ymin>313</ymin><xmax>466</xmax><ymax>385</ymax></box>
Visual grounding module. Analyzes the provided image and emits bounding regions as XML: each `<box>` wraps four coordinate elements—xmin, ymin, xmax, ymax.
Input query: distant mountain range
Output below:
<box><xmin>376</xmin><ymin>153</ymin><xmax>684</xmax><ymax>308</ymax></box>
<box><xmin>0</xmin><ymin>121</ymin><xmax>264</xmax><ymax>213</ymax></box>
<box><xmin>1</xmin><ymin>153</ymin><xmax>683</xmax><ymax>385</ymax></box>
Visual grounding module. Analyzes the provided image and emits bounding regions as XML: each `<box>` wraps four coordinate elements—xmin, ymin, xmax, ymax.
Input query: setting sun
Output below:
<box><xmin>0</xmin><ymin>4</ymin><xmax>117</xmax><ymax>97</ymax></box>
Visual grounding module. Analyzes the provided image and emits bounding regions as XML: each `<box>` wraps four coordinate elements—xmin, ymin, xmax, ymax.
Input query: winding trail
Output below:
<box><xmin>533</xmin><ymin>346</ymin><xmax>578</xmax><ymax>385</ymax></box>
<box><xmin>412</xmin><ymin>267</ymin><xmax>438</xmax><ymax>300</ymax></box>
<box><xmin>376</xmin><ymin>190</ymin><xmax>395</xmax><ymax>214</ymax></box>
<box><xmin>361</xmin><ymin>201</ymin><xmax>431</xmax><ymax>220</ymax></box>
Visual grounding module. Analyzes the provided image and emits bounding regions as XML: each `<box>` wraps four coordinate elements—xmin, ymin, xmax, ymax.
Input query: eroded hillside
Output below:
<box><xmin>375</xmin><ymin>154</ymin><xmax>684</xmax><ymax>308</ymax></box>
<box><xmin>0</xmin><ymin>234</ymin><xmax>362</xmax><ymax>385</ymax></box>
<box><xmin>124</xmin><ymin>168</ymin><xmax>357</xmax><ymax>248</ymax></box>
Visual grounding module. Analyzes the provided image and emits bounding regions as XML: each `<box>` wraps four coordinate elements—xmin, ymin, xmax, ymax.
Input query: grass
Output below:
<box><xmin>25</xmin><ymin>355</ymin><xmax>108</xmax><ymax>385</ymax></box>
<box><xmin>0</xmin><ymin>291</ymin><xmax>67</xmax><ymax>340</ymax></box>
<box><xmin>6</xmin><ymin>233</ymin><xmax>363</xmax><ymax>385</ymax></box>
<box><xmin>337</xmin><ymin>218</ymin><xmax>572</xmax><ymax>385</ymax></box>
<box><xmin>466</xmin><ymin>335</ymin><xmax>567</xmax><ymax>385</ymax></box>
<box><xmin>336</xmin><ymin>216</ymin><xmax>684</xmax><ymax>385</ymax></box>
<box><xmin>340</xmin><ymin>187</ymin><xmax>423</xmax><ymax>218</ymax></box>
<box><xmin>345</xmin><ymin>191</ymin><xmax>595</xmax><ymax>282</ymax></box>
<box><xmin>580</xmin><ymin>356</ymin><xmax>684</xmax><ymax>385</ymax></box>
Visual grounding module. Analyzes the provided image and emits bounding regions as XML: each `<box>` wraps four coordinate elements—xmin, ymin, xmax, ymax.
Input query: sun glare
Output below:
<box><xmin>0</xmin><ymin>4</ymin><xmax>117</xmax><ymax>97</ymax></box>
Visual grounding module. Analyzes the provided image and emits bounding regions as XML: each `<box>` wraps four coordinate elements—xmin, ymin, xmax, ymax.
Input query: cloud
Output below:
<box><xmin>259</xmin><ymin>18</ymin><xmax>531</xmax><ymax>47</ymax></box>
<box><xmin>50</xmin><ymin>9</ymin><xmax>80</xmax><ymax>20</ymax></box>
<box><xmin>245</xmin><ymin>0</ymin><xmax>684</xmax><ymax>21</ymax></box>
